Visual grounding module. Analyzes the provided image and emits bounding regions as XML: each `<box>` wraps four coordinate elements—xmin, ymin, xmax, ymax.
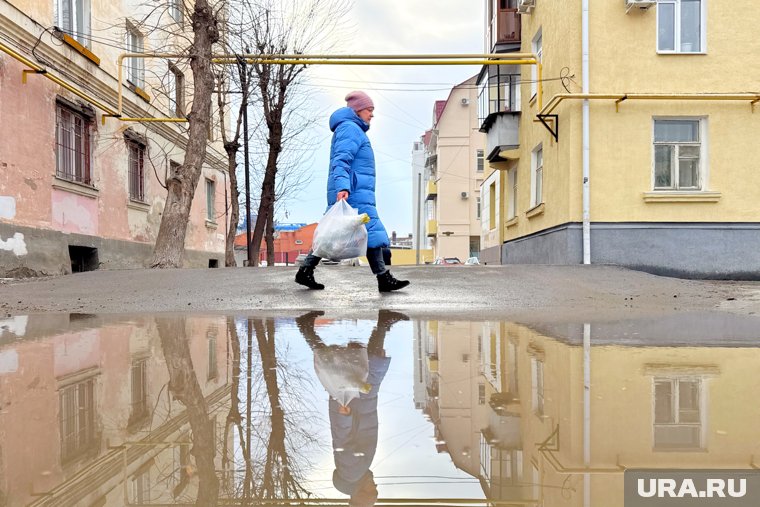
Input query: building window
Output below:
<box><xmin>167</xmin><ymin>64</ymin><xmax>185</xmax><ymax>117</ymax></box>
<box><xmin>488</xmin><ymin>182</ymin><xmax>497</xmax><ymax>230</ymax></box>
<box><xmin>56</xmin><ymin>103</ymin><xmax>92</xmax><ymax>185</ymax></box>
<box><xmin>531</xmin><ymin>357</ymin><xmax>544</xmax><ymax>416</ymax></box>
<box><xmin>476</xmin><ymin>196</ymin><xmax>482</xmax><ymax>220</ymax></box>
<box><xmin>126</xmin><ymin>22</ymin><xmax>145</xmax><ymax>89</ymax></box>
<box><xmin>57</xmin><ymin>0</ymin><xmax>91</xmax><ymax>47</ymax></box>
<box><xmin>657</xmin><ymin>0</ymin><xmax>704</xmax><ymax>53</ymax></box>
<box><xmin>206</xmin><ymin>179</ymin><xmax>216</xmax><ymax>222</ymax></box>
<box><xmin>507</xmin><ymin>168</ymin><xmax>517</xmax><ymax>219</ymax></box>
<box><xmin>129</xmin><ymin>359</ymin><xmax>148</xmax><ymax>428</ymax></box>
<box><xmin>653</xmin><ymin>119</ymin><xmax>702</xmax><ymax>190</ymax></box>
<box><xmin>654</xmin><ymin>377</ymin><xmax>703</xmax><ymax>450</ymax></box>
<box><xmin>531</xmin><ymin>146</ymin><xmax>543</xmax><ymax>207</ymax></box>
<box><xmin>127</xmin><ymin>139</ymin><xmax>146</xmax><ymax>202</ymax></box>
<box><xmin>531</xmin><ymin>30</ymin><xmax>542</xmax><ymax>100</ymax></box>
<box><xmin>476</xmin><ymin>149</ymin><xmax>484</xmax><ymax>172</ymax></box>
<box><xmin>169</xmin><ymin>0</ymin><xmax>183</xmax><ymax>25</ymax></box>
<box><xmin>59</xmin><ymin>377</ymin><xmax>97</xmax><ymax>462</ymax></box>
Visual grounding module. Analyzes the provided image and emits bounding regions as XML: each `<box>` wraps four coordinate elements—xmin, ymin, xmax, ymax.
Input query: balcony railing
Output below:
<box><xmin>426</xmin><ymin>180</ymin><xmax>437</xmax><ymax>200</ymax></box>
<box><xmin>488</xmin><ymin>9</ymin><xmax>521</xmax><ymax>50</ymax></box>
<box><xmin>427</xmin><ymin>219</ymin><xmax>438</xmax><ymax>237</ymax></box>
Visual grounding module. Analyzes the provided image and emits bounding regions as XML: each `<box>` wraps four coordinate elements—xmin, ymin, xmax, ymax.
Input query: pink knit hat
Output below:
<box><xmin>345</xmin><ymin>91</ymin><xmax>374</xmax><ymax>112</ymax></box>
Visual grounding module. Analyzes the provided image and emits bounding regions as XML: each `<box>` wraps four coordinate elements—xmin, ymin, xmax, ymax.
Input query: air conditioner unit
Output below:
<box><xmin>625</xmin><ymin>0</ymin><xmax>655</xmax><ymax>13</ymax></box>
<box><xmin>460</xmin><ymin>98</ymin><xmax>469</xmax><ymax>106</ymax></box>
<box><xmin>517</xmin><ymin>0</ymin><xmax>535</xmax><ymax>14</ymax></box>
<box><xmin>461</xmin><ymin>191</ymin><xmax>469</xmax><ymax>199</ymax></box>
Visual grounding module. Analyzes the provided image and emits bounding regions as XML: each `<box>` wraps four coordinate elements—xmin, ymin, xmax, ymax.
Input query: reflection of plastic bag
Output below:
<box><xmin>312</xmin><ymin>200</ymin><xmax>369</xmax><ymax>260</ymax></box>
<box><xmin>313</xmin><ymin>344</ymin><xmax>371</xmax><ymax>406</ymax></box>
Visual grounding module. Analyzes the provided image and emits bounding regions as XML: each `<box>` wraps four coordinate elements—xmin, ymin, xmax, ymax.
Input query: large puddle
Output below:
<box><xmin>1</xmin><ymin>312</ymin><xmax>759</xmax><ymax>506</ymax></box>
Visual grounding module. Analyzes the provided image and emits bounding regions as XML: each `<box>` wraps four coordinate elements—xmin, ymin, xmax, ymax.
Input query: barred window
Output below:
<box><xmin>127</xmin><ymin>140</ymin><xmax>146</xmax><ymax>202</ymax></box>
<box><xmin>60</xmin><ymin>377</ymin><xmax>97</xmax><ymax>462</ymax></box>
<box><xmin>56</xmin><ymin>104</ymin><xmax>92</xmax><ymax>185</ymax></box>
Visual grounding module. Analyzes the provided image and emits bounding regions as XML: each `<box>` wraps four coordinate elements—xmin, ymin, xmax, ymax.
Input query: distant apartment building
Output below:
<box><xmin>422</xmin><ymin>77</ymin><xmax>486</xmax><ymax>262</ymax></box>
<box><xmin>480</xmin><ymin>0</ymin><xmax>760</xmax><ymax>278</ymax></box>
<box><xmin>0</xmin><ymin>0</ymin><xmax>228</xmax><ymax>277</ymax></box>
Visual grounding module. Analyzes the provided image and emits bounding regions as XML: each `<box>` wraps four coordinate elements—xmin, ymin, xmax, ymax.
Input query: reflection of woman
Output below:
<box><xmin>296</xmin><ymin>310</ymin><xmax>409</xmax><ymax>507</ymax></box>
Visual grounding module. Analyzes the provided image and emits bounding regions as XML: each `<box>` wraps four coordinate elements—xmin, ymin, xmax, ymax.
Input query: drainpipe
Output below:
<box><xmin>582</xmin><ymin>0</ymin><xmax>591</xmax><ymax>264</ymax></box>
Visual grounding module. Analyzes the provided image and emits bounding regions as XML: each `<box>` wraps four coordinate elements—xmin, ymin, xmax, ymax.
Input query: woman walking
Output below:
<box><xmin>296</xmin><ymin>91</ymin><xmax>410</xmax><ymax>292</ymax></box>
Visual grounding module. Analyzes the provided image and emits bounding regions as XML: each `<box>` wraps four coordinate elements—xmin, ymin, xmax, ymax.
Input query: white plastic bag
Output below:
<box><xmin>312</xmin><ymin>200</ymin><xmax>369</xmax><ymax>260</ymax></box>
<box><xmin>313</xmin><ymin>344</ymin><xmax>371</xmax><ymax>407</ymax></box>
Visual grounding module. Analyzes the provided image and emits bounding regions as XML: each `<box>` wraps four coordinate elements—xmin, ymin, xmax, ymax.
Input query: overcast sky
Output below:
<box><xmin>279</xmin><ymin>0</ymin><xmax>484</xmax><ymax>236</ymax></box>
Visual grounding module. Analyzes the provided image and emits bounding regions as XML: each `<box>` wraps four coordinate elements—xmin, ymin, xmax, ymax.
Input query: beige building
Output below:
<box><xmin>0</xmin><ymin>0</ymin><xmax>229</xmax><ymax>276</ymax></box>
<box><xmin>423</xmin><ymin>77</ymin><xmax>486</xmax><ymax>263</ymax></box>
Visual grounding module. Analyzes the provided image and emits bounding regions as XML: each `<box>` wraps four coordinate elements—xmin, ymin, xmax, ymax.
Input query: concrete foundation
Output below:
<box><xmin>0</xmin><ymin>222</ymin><xmax>223</xmax><ymax>277</ymax></box>
<box><xmin>502</xmin><ymin>222</ymin><xmax>760</xmax><ymax>280</ymax></box>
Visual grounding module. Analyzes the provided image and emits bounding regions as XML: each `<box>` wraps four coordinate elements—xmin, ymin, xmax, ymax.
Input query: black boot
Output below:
<box><xmin>377</xmin><ymin>270</ymin><xmax>410</xmax><ymax>292</ymax></box>
<box><xmin>295</xmin><ymin>266</ymin><xmax>324</xmax><ymax>290</ymax></box>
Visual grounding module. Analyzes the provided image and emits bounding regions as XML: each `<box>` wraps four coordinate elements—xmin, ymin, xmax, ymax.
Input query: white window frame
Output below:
<box><xmin>652</xmin><ymin>117</ymin><xmax>706</xmax><ymax>191</ymax></box>
<box><xmin>656</xmin><ymin>0</ymin><xmax>707</xmax><ymax>54</ymax></box>
<box><xmin>507</xmin><ymin>167</ymin><xmax>517</xmax><ymax>219</ymax></box>
<box><xmin>125</xmin><ymin>22</ymin><xmax>145</xmax><ymax>89</ymax></box>
<box><xmin>167</xmin><ymin>63</ymin><xmax>185</xmax><ymax>117</ymax></box>
<box><xmin>530</xmin><ymin>29</ymin><xmax>542</xmax><ymax>100</ymax></box>
<box><xmin>206</xmin><ymin>178</ymin><xmax>216</xmax><ymax>222</ymax></box>
<box><xmin>169</xmin><ymin>0</ymin><xmax>184</xmax><ymax>25</ymax></box>
<box><xmin>476</xmin><ymin>149</ymin><xmax>484</xmax><ymax>172</ymax></box>
<box><xmin>530</xmin><ymin>145</ymin><xmax>543</xmax><ymax>208</ymax></box>
<box><xmin>476</xmin><ymin>196</ymin><xmax>482</xmax><ymax>220</ymax></box>
<box><xmin>652</xmin><ymin>377</ymin><xmax>706</xmax><ymax>451</ymax></box>
<box><xmin>56</xmin><ymin>0</ymin><xmax>92</xmax><ymax>48</ymax></box>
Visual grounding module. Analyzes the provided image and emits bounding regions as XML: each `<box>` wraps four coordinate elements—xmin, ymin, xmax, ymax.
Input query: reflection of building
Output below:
<box><xmin>420</xmin><ymin>316</ymin><xmax>760</xmax><ymax>506</ymax></box>
<box><xmin>0</xmin><ymin>315</ymin><xmax>231</xmax><ymax>506</ymax></box>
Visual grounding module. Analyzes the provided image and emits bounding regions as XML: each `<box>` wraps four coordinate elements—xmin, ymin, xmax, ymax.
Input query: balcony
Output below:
<box><xmin>427</xmin><ymin>219</ymin><xmax>437</xmax><ymax>237</ymax></box>
<box><xmin>426</xmin><ymin>180</ymin><xmax>437</xmax><ymax>200</ymax></box>
<box><xmin>488</xmin><ymin>8</ymin><xmax>521</xmax><ymax>51</ymax></box>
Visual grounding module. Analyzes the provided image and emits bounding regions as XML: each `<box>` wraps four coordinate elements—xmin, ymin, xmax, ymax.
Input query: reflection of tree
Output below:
<box><xmin>156</xmin><ymin>318</ymin><xmax>219</xmax><ymax>507</ymax></box>
<box><xmin>247</xmin><ymin>317</ymin><xmax>316</xmax><ymax>500</ymax></box>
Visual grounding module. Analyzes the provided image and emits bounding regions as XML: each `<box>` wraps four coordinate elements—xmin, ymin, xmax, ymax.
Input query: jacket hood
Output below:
<box><xmin>329</xmin><ymin>107</ymin><xmax>370</xmax><ymax>133</ymax></box>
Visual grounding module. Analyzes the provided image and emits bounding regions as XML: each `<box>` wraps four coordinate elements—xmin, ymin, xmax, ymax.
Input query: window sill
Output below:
<box><xmin>526</xmin><ymin>203</ymin><xmax>545</xmax><ymax>218</ymax></box>
<box><xmin>127</xmin><ymin>200</ymin><xmax>150</xmax><ymax>212</ymax></box>
<box><xmin>656</xmin><ymin>51</ymin><xmax>707</xmax><ymax>56</ymax></box>
<box><xmin>642</xmin><ymin>191</ymin><xmax>721</xmax><ymax>203</ymax></box>
<box><xmin>127</xmin><ymin>84</ymin><xmax>151</xmax><ymax>103</ymax></box>
<box><xmin>505</xmin><ymin>216</ymin><xmax>519</xmax><ymax>228</ymax></box>
<box><xmin>205</xmin><ymin>219</ymin><xmax>218</xmax><ymax>229</ymax></box>
<box><xmin>60</xmin><ymin>33</ymin><xmax>101</xmax><ymax>66</ymax></box>
<box><xmin>52</xmin><ymin>177</ymin><xmax>99</xmax><ymax>199</ymax></box>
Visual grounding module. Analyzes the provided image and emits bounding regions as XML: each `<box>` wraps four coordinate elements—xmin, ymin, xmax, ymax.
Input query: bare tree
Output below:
<box><xmin>152</xmin><ymin>0</ymin><xmax>221</xmax><ymax>268</ymax></box>
<box><xmin>244</xmin><ymin>0</ymin><xmax>351</xmax><ymax>267</ymax></box>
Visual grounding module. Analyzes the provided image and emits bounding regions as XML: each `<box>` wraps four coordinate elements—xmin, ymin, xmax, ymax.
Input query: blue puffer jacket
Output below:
<box><xmin>326</xmin><ymin>107</ymin><xmax>390</xmax><ymax>249</ymax></box>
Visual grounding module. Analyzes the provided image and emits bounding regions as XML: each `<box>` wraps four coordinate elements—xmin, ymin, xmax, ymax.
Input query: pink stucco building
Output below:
<box><xmin>0</xmin><ymin>0</ymin><xmax>229</xmax><ymax>276</ymax></box>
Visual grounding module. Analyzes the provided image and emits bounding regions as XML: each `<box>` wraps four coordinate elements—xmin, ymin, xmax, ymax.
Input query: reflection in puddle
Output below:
<box><xmin>0</xmin><ymin>313</ymin><xmax>759</xmax><ymax>506</ymax></box>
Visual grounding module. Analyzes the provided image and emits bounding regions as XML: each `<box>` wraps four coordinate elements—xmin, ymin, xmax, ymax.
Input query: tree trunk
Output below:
<box><xmin>249</xmin><ymin>126</ymin><xmax>282</xmax><ymax>267</ymax></box>
<box><xmin>156</xmin><ymin>317</ymin><xmax>219</xmax><ymax>507</ymax></box>
<box><xmin>224</xmin><ymin>142</ymin><xmax>240</xmax><ymax>267</ymax></box>
<box><xmin>265</xmin><ymin>198</ymin><xmax>275</xmax><ymax>267</ymax></box>
<box><xmin>151</xmin><ymin>1</ymin><xmax>219</xmax><ymax>268</ymax></box>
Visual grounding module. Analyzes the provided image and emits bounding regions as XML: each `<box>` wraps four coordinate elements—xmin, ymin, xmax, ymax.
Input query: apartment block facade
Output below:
<box><xmin>0</xmin><ymin>0</ymin><xmax>229</xmax><ymax>277</ymax></box>
<box><xmin>423</xmin><ymin>77</ymin><xmax>486</xmax><ymax>263</ymax></box>
<box><xmin>480</xmin><ymin>0</ymin><xmax>760</xmax><ymax>278</ymax></box>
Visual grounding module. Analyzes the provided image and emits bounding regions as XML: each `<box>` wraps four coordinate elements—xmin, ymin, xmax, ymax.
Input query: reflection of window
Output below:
<box><xmin>654</xmin><ymin>119</ymin><xmax>703</xmax><ymax>190</ymax></box>
<box><xmin>207</xmin><ymin>327</ymin><xmax>218</xmax><ymax>380</ymax></box>
<box><xmin>132</xmin><ymin>467</ymin><xmax>150</xmax><ymax>504</ymax></box>
<box><xmin>654</xmin><ymin>377</ymin><xmax>703</xmax><ymax>450</ymax></box>
<box><xmin>60</xmin><ymin>376</ymin><xmax>97</xmax><ymax>462</ymax></box>
<box><xmin>507</xmin><ymin>341</ymin><xmax>519</xmax><ymax>393</ymax></box>
<box><xmin>657</xmin><ymin>0</ymin><xmax>704</xmax><ymax>53</ymax></box>
<box><xmin>479</xmin><ymin>383</ymin><xmax>486</xmax><ymax>405</ymax></box>
<box><xmin>129</xmin><ymin>359</ymin><xmax>148</xmax><ymax>427</ymax></box>
<box><xmin>531</xmin><ymin>357</ymin><xmax>544</xmax><ymax>416</ymax></box>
